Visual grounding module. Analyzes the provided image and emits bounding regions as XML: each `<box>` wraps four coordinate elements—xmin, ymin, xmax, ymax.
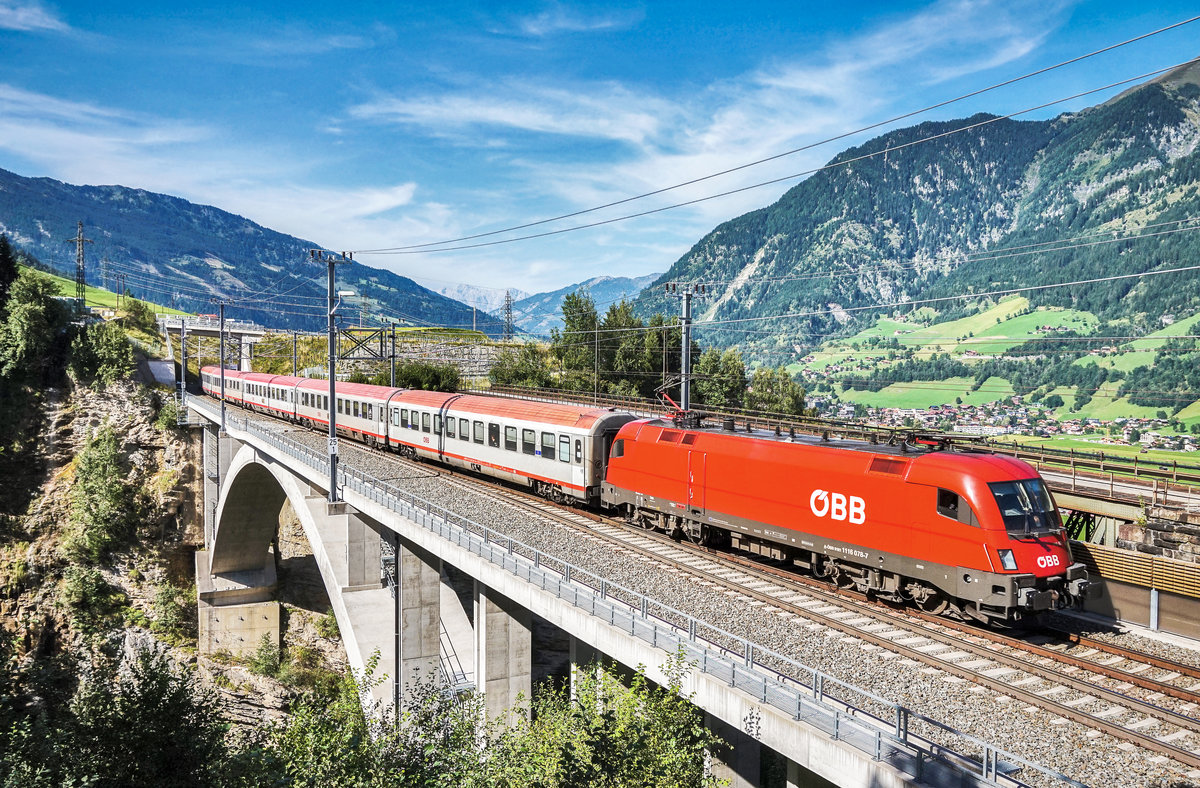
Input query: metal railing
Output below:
<box><xmin>187</xmin><ymin>393</ymin><xmax>1085</xmax><ymax>788</ymax></box>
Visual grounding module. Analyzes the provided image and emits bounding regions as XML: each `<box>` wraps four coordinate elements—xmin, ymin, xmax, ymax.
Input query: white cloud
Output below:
<box><xmin>0</xmin><ymin>0</ymin><xmax>68</xmax><ymax>32</ymax></box>
<box><xmin>351</xmin><ymin>82</ymin><xmax>679</xmax><ymax>147</ymax></box>
<box><xmin>512</xmin><ymin>4</ymin><xmax>643</xmax><ymax>37</ymax></box>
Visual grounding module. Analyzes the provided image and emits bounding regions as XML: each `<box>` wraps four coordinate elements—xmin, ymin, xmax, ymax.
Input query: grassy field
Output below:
<box><xmin>993</xmin><ymin>433</ymin><xmax>1199</xmax><ymax>465</ymax></box>
<box><xmin>1126</xmin><ymin>311</ymin><xmax>1200</xmax><ymax>350</ymax></box>
<box><xmin>25</xmin><ymin>265</ymin><xmax>189</xmax><ymax>315</ymax></box>
<box><xmin>804</xmin><ymin>295</ymin><xmax>1200</xmax><ymax>421</ymax></box>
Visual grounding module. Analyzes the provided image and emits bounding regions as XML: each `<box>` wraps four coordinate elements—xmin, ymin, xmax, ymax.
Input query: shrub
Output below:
<box><xmin>68</xmin><ymin>322</ymin><xmax>135</xmax><ymax>387</ymax></box>
<box><xmin>315</xmin><ymin>608</ymin><xmax>339</xmax><ymax>640</ymax></box>
<box><xmin>62</xmin><ymin>426</ymin><xmax>137</xmax><ymax>563</ymax></box>
<box><xmin>249</xmin><ymin>633</ymin><xmax>281</xmax><ymax>677</ymax></box>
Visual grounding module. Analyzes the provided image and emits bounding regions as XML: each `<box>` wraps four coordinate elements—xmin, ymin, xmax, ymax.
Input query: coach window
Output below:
<box><xmin>473</xmin><ymin>421</ymin><xmax>485</xmax><ymax>444</ymax></box>
<box><xmin>400</xmin><ymin>409</ymin><xmax>409</xmax><ymax>428</ymax></box>
<box><xmin>434</xmin><ymin>415</ymin><xmax>443</xmax><ymax>433</ymax></box>
<box><xmin>391</xmin><ymin>408</ymin><xmax>400</xmax><ymax>427</ymax></box>
<box><xmin>353</xmin><ymin>401</ymin><xmax>360</xmax><ymax>418</ymax></box>
<box><xmin>937</xmin><ymin>488</ymin><xmax>979</xmax><ymax>527</ymax></box>
<box><xmin>575</xmin><ymin>439</ymin><xmax>582</xmax><ymax>463</ymax></box>
<box><xmin>488</xmin><ymin>423</ymin><xmax>500</xmax><ymax>448</ymax></box>
<box><xmin>411</xmin><ymin>411</ymin><xmax>421</xmax><ymax>430</ymax></box>
<box><xmin>558</xmin><ymin>436</ymin><xmax>571</xmax><ymax>463</ymax></box>
<box><xmin>522</xmin><ymin>429</ymin><xmax>536</xmax><ymax>455</ymax></box>
<box><xmin>446</xmin><ymin>418</ymin><xmax>455</xmax><ymax>438</ymax></box>
<box><xmin>337</xmin><ymin>398</ymin><xmax>343</xmax><ymax>415</ymax></box>
<box><xmin>541</xmin><ymin>432</ymin><xmax>555</xmax><ymax>459</ymax></box>
<box><xmin>460</xmin><ymin>418</ymin><xmax>470</xmax><ymax>440</ymax></box>
<box><xmin>504</xmin><ymin>426</ymin><xmax>517</xmax><ymax>451</ymax></box>
<box><xmin>422</xmin><ymin>412</ymin><xmax>431</xmax><ymax>433</ymax></box>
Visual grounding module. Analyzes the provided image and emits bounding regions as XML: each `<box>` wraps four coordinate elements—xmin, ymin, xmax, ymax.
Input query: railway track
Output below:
<box><xmin>418</xmin><ymin>462</ymin><xmax>1200</xmax><ymax>776</ymax></box>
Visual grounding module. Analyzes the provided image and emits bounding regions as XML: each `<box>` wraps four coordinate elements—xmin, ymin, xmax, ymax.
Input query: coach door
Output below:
<box><xmin>687</xmin><ymin>451</ymin><xmax>706</xmax><ymax>514</ymax></box>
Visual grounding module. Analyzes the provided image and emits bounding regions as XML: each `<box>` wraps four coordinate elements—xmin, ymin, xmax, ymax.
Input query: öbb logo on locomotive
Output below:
<box><xmin>1036</xmin><ymin>554</ymin><xmax>1062</xmax><ymax>569</ymax></box>
<box><xmin>809</xmin><ymin>489</ymin><xmax>866</xmax><ymax>524</ymax></box>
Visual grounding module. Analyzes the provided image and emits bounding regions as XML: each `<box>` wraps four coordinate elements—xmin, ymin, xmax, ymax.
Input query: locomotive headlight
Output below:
<box><xmin>997</xmin><ymin>549</ymin><xmax>1018</xmax><ymax>571</ymax></box>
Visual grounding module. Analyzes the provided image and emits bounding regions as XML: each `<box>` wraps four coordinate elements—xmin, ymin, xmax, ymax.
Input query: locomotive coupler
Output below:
<box><xmin>1017</xmin><ymin>587</ymin><xmax>1054</xmax><ymax>611</ymax></box>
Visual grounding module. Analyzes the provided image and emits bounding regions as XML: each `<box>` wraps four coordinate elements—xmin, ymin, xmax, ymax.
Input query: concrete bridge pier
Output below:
<box><xmin>474</xmin><ymin>580</ymin><xmax>532</xmax><ymax>720</ymax></box>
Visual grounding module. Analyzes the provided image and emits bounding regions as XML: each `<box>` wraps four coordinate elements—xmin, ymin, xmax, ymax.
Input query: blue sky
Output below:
<box><xmin>0</xmin><ymin>1</ymin><xmax>1197</xmax><ymax>296</ymax></box>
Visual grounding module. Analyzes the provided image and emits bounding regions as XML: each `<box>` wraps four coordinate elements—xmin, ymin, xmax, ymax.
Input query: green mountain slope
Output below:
<box><xmin>636</xmin><ymin>63</ymin><xmax>1200</xmax><ymax>361</ymax></box>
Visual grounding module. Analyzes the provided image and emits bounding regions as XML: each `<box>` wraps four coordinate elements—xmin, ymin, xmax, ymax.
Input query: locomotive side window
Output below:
<box><xmin>937</xmin><ymin>489</ymin><xmax>979</xmax><ymax>527</ymax></box>
<box><xmin>488</xmin><ymin>423</ymin><xmax>500</xmax><ymax>448</ymax></box>
<box><xmin>522</xmin><ymin>429</ymin><xmax>536</xmax><ymax>455</ymax></box>
<box><xmin>504</xmin><ymin>426</ymin><xmax>517</xmax><ymax>451</ymax></box>
<box><xmin>611</xmin><ymin>439</ymin><xmax>624</xmax><ymax>458</ymax></box>
<box><xmin>422</xmin><ymin>413</ymin><xmax>431</xmax><ymax>433</ymax></box>
<box><xmin>541</xmin><ymin>432</ymin><xmax>555</xmax><ymax>459</ymax></box>
<box><xmin>473</xmin><ymin>421</ymin><xmax>485</xmax><ymax>444</ymax></box>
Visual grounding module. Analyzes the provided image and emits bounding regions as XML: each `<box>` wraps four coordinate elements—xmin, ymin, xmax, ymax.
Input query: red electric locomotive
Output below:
<box><xmin>601</xmin><ymin>417</ymin><xmax>1094</xmax><ymax>624</ymax></box>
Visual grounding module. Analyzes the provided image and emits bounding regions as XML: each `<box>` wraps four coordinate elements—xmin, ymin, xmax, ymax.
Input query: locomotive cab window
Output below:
<box><xmin>504</xmin><ymin>426</ymin><xmax>517</xmax><ymax>451</ymax></box>
<box><xmin>522</xmin><ymin>429</ymin><xmax>536</xmax><ymax>455</ymax></box>
<box><xmin>936</xmin><ymin>489</ymin><xmax>979</xmax><ymax>527</ymax></box>
<box><xmin>989</xmin><ymin>479</ymin><xmax>1060</xmax><ymax>535</ymax></box>
<box><xmin>610</xmin><ymin>439</ymin><xmax>624</xmax><ymax>458</ymax></box>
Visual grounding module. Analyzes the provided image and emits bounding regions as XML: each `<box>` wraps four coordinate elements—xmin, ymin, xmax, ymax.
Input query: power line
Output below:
<box><xmin>350</xmin><ymin>16</ymin><xmax>1200</xmax><ymax>255</ymax></box>
<box><xmin>352</xmin><ymin>58</ymin><xmax>1200</xmax><ymax>256</ymax></box>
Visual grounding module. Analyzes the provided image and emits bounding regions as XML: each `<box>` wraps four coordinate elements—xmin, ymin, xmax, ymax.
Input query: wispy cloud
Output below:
<box><xmin>244</xmin><ymin>22</ymin><xmax>394</xmax><ymax>56</ymax></box>
<box><xmin>511</xmin><ymin>4</ymin><xmax>643</xmax><ymax>37</ymax></box>
<box><xmin>351</xmin><ymin>82</ymin><xmax>680</xmax><ymax>146</ymax></box>
<box><xmin>0</xmin><ymin>0</ymin><xmax>68</xmax><ymax>32</ymax></box>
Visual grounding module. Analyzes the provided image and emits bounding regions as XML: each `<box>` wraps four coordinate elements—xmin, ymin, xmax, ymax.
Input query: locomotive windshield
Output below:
<box><xmin>987</xmin><ymin>479</ymin><xmax>1061</xmax><ymax>535</ymax></box>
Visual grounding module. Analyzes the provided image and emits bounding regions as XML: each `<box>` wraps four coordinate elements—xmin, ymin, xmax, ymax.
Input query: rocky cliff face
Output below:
<box><xmin>635</xmin><ymin>63</ymin><xmax>1200</xmax><ymax>357</ymax></box>
<box><xmin>0</xmin><ymin>378</ymin><xmax>345</xmax><ymax>726</ymax></box>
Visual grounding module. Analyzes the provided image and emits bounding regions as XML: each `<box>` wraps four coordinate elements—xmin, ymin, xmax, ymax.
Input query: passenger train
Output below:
<box><xmin>201</xmin><ymin>366</ymin><xmax>1094</xmax><ymax>625</ymax></box>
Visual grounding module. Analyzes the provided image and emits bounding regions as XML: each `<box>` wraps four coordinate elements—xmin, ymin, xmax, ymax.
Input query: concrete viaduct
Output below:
<box><xmin>187</xmin><ymin>394</ymin><xmax>1064</xmax><ymax>788</ymax></box>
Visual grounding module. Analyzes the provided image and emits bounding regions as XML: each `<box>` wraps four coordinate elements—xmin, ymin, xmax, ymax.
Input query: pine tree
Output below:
<box><xmin>0</xmin><ymin>234</ymin><xmax>18</xmax><ymax>308</ymax></box>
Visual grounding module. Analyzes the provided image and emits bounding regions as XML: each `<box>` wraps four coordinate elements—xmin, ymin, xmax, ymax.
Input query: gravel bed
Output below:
<box><xmin>1045</xmin><ymin>610</ymin><xmax>1200</xmax><ymax>671</ymax></box>
<box><xmin>234</xmin><ymin>412</ymin><xmax>1196</xmax><ymax>788</ymax></box>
